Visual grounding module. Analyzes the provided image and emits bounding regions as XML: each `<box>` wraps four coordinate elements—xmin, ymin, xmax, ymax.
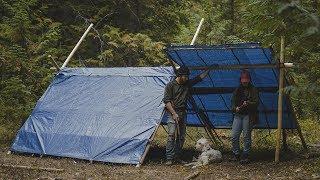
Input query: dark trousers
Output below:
<box><xmin>165</xmin><ymin>111</ymin><xmax>186</xmax><ymax>160</ymax></box>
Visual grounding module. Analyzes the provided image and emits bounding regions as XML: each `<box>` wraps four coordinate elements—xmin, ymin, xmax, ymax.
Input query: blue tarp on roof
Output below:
<box><xmin>11</xmin><ymin>67</ymin><xmax>173</xmax><ymax>164</ymax></box>
<box><xmin>164</xmin><ymin>43</ymin><xmax>297</xmax><ymax>129</ymax></box>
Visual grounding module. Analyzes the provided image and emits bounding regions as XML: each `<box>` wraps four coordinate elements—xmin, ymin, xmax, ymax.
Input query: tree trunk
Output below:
<box><xmin>135</xmin><ymin>0</ymin><xmax>141</xmax><ymax>32</ymax></box>
<box><xmin>313</xmin><ymin>0</ymin><xmax>318</xmax><ymax>12</ymax></box>
<box><xmin>229</xmin><ymin>0</ymin><xmax>235</xmax><ymax>35</ymax></box>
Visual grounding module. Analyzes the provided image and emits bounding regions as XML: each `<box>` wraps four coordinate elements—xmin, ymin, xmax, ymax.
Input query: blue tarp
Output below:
<box><xmin>11</xmin><ymin>67</ymin><xmax>173</xmax><ymax>164</ymax></box>
<box><xmin>11</xmin><ymin>43</ymin><xmax>298</xmax><ymax>165</ymax></box>
<box><xmin>164</xmin><ymin>43</ymin><xmax>297</xmax><ymax>129</ymax></box>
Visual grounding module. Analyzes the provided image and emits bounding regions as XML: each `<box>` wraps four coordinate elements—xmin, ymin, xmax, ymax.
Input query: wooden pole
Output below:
<box><xmin>188</xmin><ymin>63</ymin><xmax>293</xmax><ymax>71</ymax></box>
<box><xmin>0</xmin><ymin>164</ymin><xmax>64</xmax><ymax>172</ymax></box>
<box><xmin>136</xmin><ymin>111</ymin><xmax>165</xmax><ymax>167</ymax></box>
<box><xmin>48</xmin><ymin>55</ymin><xmax>60</xmax><ymax>71</ymax></box>
<box><xmin>285</xmin><ymin>95</ymin><xmax>308</xmax><ymax>150</ymax></box>
<box><xmin>283</xmin><ymin>74</ymin><xmax>308</xmax><ymax>150</ymax></box>
<box><xmin>136</xmin><ymin>124</ymin><xmax>160</xmax><ymax>167</ymax></box>
<box><xmin>189</xmin><ymin>18</ymin><xmax>224</xmax><ymax>148</ymax></box>
<box><xmin>190</xmin><ymin>18</ymin><xmax>204</xmax><ymax>45</ymax></box>
<box><xmin>275</xmin><ymin>36</ymin><xmax>285</xmax><ymax>162</ymax></box>
<box><xmin>184</xmin><ymin>171</ymin><xmax>200</xmax><ymax>180</ymax></box>
<box><xmin>294</xmin><ymin>118</ymin><xmax>308</xmax><ymax>150</ymax></box>
<box><xmin>61</xmin><ymin>23</ymin><xmax>94</xmax><ymax>69</ymax></box>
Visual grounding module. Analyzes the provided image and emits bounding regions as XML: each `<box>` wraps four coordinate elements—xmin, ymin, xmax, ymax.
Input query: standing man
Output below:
<box><xmin>163</xmin><ymin>66</ymin><xmax>209</xmax><ymax>165</ymax></box>
<box><xmin>230</xmin><ymin>70</ymin><xmax>259</xmax><ymax>164</ymax></box>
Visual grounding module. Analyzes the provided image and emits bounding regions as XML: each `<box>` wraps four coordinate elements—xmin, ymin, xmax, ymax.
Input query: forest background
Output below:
<box><xmin>0</xmin><ymin>0</ymin><xmax>319</xmax><ymax>145</ymax></box>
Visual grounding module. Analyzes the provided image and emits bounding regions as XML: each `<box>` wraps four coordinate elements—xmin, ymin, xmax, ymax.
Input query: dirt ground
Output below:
<box><xmin>0</xmin><ymin>144</ymin><xmax>319</xmax><ymax>180</ymax></box>
<box><xmin>1</xmin><ymin>125</ymin><xmax>320</xmax><ymax>179</ymax></box>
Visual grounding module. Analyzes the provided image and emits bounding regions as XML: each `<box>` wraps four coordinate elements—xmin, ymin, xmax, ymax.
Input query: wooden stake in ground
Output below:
<box><xmin>275</xmin><ymin>36</ymin><xmax>285</xmax><ymax>162</ymax></box>
<box><xmin>184</xmin><ymin>171</ymin><xmax>200</xmax><ymax>180</ymax></box>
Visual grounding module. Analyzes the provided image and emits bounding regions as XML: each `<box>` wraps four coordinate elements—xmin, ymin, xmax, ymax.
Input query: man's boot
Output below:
<box><xmin>175</xmin><ymin>158</ymin><xmax>187</xmax><ymax>164</ymax></box>
<box><xmin>165</xmin><ymin>159</ymin><xmax>173</xmax><ymax>165</ymax></box>
<box><xmin>240</xmin><ymin>153</ymin><xmax>250</xmax><ymax>164</ymax></box>
<box><xmin>230</xmin><ymin>153</ymin><xmax>240</xmax><ymax>162</ymax></box>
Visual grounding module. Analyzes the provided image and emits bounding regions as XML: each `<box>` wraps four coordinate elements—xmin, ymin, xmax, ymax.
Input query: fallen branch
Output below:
<box><xmin>119</xmin><ymin>169</ymin><xmax>181</xmax><ymax>176</ymax></box>
<box><xmin>0</xmin><ymin>164</ymin><xmax>64</xmax><ymax>172</ymax></box>
<box><xmin>184</xmin><ymin>171</ymin><xmax>200</xmax><ymax>180</ymax></box>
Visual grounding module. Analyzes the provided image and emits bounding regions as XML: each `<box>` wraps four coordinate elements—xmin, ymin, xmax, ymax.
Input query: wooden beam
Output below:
<box><xmin>190</xmin><ymin>18</ymin><xmax>204</xmax><ymax>45</ymax></box>
<box><xmin>283</xmin><ymin>72</ymin><xmax>307</xmax><ymax>150</ymax></box>
<box><xmin>285</xmin><ymin>95</ymin><xmax>308</xmax><ymax>150</ymax></box>
<box><xmin>294</xmin><ymin>118</ymin><xmax>308</xmax><ymax>150</ymax></box>
<box><xmin>0</xmin><ymin>164</ymin><xmax>64</xmax><ymax>172</ymax></box>
<box><xmin>188</xmin><ymin>18</ymin><xmax>221</xmax><ymax>147</ymax></box>
<box><xmin>186</xmin><ymin>109</ymin><xmax>291</xmax><ymax>113</ymax></box>
<box><xmin>184</xmin><ymin>171</ymin><xmax>200</xmax><ymax>180</ymax></box>
<box><xmin>48</xmin><ymin>55</ymin><xmax>60</xmax><ymax>71</ymax></box>
<box><xmin>191</xmin><ymin>87</ymin><xmax>279</xmax><ymax>94</ymax></box>
<box><xmin>61</xmin><ymin>23</ymin><xmax>93</xmax><ymax>69</ymax></box>
<box><xmin>188</xmin><ymin>63</ymin><xmax>293</xmax><ymax>71</ymax></box>
<box><xmin>136</xmin><ymin>111</ymin><xmax>165</xmax><ymax>167</ymax></box>
<box><xmin>166</xmin><ymin>45</ymin><xmax>262</xmax><ymax>51</ymax></box>
<box><xmin>275</xmin><ymin>36</ymin><xmax>285</xmax><ymax>162</ymax></box>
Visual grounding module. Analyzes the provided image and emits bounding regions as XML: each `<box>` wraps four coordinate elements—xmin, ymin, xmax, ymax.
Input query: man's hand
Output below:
<box><xmin>199</xmin><ymin>69</ymin><xmax>210</xmax><ymax>79</ymax></box>
<box><xmin>243</xmin><ymin>101</ymin><xmax>248</xmax><ymax>106</ymax></box>
<box><xmin>236</xmin><ymin>107</ymin><xmax>240</xmax><ymax>112</ymax></box>
<box><xmin>172</xmin><ymin>113</ymin><xmax>179</xmax><ymax>122</ymax></box>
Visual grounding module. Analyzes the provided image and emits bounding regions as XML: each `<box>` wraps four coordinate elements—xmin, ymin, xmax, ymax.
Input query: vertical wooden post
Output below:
<box><xmin>275</xmin><ymin>36</ymin><xmax>285</xmax><ymax>162</ymax></box>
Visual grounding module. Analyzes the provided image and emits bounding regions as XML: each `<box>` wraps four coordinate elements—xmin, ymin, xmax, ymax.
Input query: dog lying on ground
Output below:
<box><xmin>185</xmin><ymin>138</ymin><xmax>222</xmax><ymax>168</ymax></box>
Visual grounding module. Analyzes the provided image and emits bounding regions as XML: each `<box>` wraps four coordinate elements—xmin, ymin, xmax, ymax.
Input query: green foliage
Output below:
<box><xmin>232</xmin><ymin>0</ymin><xmax>320</xmax><ymax>120</ymax></box>
<box><xmin>1</xmin><ymin>0</ymin><xmax>320</xmax><ymax>145</ymax></box>
<box><xmin>98</xmin><ymin>26</ymin><xmax>167</xmax><ymax>67</ymax></box>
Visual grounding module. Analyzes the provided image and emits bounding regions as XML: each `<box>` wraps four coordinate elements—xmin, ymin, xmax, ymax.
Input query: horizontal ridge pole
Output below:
<box><xmin>185</xmin><ymin>109</ymin><xmax>291</xmax><ymax>113</ymax></box>
<box><xmin>188</xmin><ymin>63</ymin><xmax>293</xmax><ymax>70</ymax></box>
<box><xmin>191</xmin><ymin>87</ymin><xmax>279</xmax><ymax>94</ymax></box>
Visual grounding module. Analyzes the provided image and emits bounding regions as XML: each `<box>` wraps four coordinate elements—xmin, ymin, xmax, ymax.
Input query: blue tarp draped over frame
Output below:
<box><xmin>11</xmin><ymin>43</ymin><xmax>297</xmax><ymax>165</ymax></box>
<box><xmin>11</xmin><ymin>67</ymin><xmax>173</xmax><ymax>164</ymax></box>
<box><xmin>164</xmin><ymin>43</ymin><xmax>297</xmax><ymax>129</ymax></box>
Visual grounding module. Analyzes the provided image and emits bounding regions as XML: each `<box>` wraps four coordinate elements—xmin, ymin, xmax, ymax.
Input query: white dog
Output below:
<box><xmin>185</xmin><ymin>138</ymin><xmax>222</xmax><ymax>168</ymax></box>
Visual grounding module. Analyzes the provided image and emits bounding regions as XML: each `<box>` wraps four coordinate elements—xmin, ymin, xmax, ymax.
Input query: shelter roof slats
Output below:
<box><xmin>163</xmin><ymin>43</ymin><xmax>297</xmax><ymax>129</ymax></box>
